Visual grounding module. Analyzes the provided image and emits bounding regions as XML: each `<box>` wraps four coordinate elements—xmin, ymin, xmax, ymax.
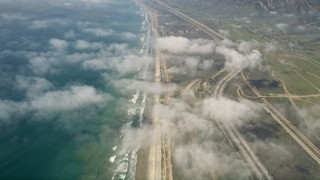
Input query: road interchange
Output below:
<box><xmin>154</xmin><ymin>0</ymin><xmax>320</xmax><ymax>177</ymax></box>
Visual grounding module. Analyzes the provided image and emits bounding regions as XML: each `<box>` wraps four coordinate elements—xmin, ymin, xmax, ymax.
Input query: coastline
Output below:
<box><xmin>135</xmin><ymin>1</ymin><xmax>162</xmax><ymax>179</ymax></box>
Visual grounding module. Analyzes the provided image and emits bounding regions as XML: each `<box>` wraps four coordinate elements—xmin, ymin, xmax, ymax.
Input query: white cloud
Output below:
<box><xmin>201</xmin><ymin>97</ymin><xmax>262</xmax><ymax>127</ymax></box>
<box><xmin>78</xmin><ymin>0</ymin><xmax>105</xmax><ymax>3</ymax></box>
<box><xmin>104</xmin><ymin>43</ymin><xmax>129</xmax><ymax>55</ymax></box>
<box><xmin>298</xmin><ymin>105</ymin><xmax>320</xmax><ymax>139</ymax></box>
<box><xmin>147</xmin><ymin>98</ymin><xmax>255</xmax><ymax>178</ymax></box>
<box><xmin>74</xmin><ymin>40</ymin><xmax>103</xmax><ymax>50</ymax></box>
<box><xmin>216</xmin><ymin>42</ymin><xmax>263</xmax><ymax>72</ymax></box>
<box><xmin>0</xmin><ymin>85</ymin><xmax>111</xmax><ymax>123</ymax></box>
<box><xmin>112</xmin><ymin>79</ymin><xmax>178</xmax><ymax>95</ymax></box>
<box><xmin>49</xmin><ymin>38</ymin><xmax>69</xmax><ymax>50</ymax></box>
<box><xmin>237</xmin><ymin>40</ymin><xmax>257</xmax><ymax>53</ymax></box>
<box><xmin>174</xmin><ymin>143</ymin><xmax>250</xmax><ymax>179</ymax></box>
<box><xmin>49</xmin><ymin>0</ymin><xmax>117</xmax><ymax>7</ymax></box>
<box><xmin>29</xmin><ymin>56</ymin><xmax>53</xmax><ymax>74</ymax></box>
<box><xmin>122</xmin><ymin>32</ymin><xmax>137</xmax><ymax>39</ymax></box>
<box><xmin>83</xmin><ymin>28</ymin><xmax>114</xmax><ymax>37</ymax></box>
<box><xmin>295</xmin><ymin>25</ymin><xmax>306</xmax><ymax>31</ymax></box>
<box><xmin>27</xmin><ymin>41</ymin><xmax>131</xmax><ymax>75</ymax></box>
<box><xmin>65</xmin><ymin>52</ymin><xmax>96</xmax><ymax>63</ymax></box>
<box><xmin>251</xmin><ymin>140</ymin><xmax>294</xmax><ymax>177</ymax></box>
<box><xmin>112</xmin><ymin>55</ymin><xmax>151</xmax><ymax>74</ymax></box>
<box><xmin>28</xmin><ymin>19</ymin><xmax>68</xmax><ymax>29</ymax></box>
<box><xmin>275</xmin><ymin>23</ymin><xmax>289</xmax><ymax>32</ymax></box>
<box><xmin>154</xmin><ymin>48</ymin><xmax>217</xmax><ymax>78</ymax></box>
<box><xmin>166</xmin><ymin>56</ymin><xmax>214</xmax><ymax>76</ymax></box>
<box><xmin>82</xmin><ymin>58</ymin><xmax>108</xmax><ymax>70</ymax></box>
<box><xmin>64</xmin><ymin>30</ymin><xmax>76</xmax><ymax>38</ymax></box>
<box><xmin>220</xmin><ymin>39</ymin><xmax>235</xmax><ymax>48</ymax></box>
<box><xmin>82</xmin><ymin>55</ymin><xmax>151</xmax><ymax>74</ymax></box>
<box><xmin>71</xmin><ymin>0</ymin><xmax>112</xmax><ymax>4</ymax></box>
<box><xmin>30</xmin><ymin>85</ymin><xmax>109</xmax><ymax>112</ymax></box>
<box><xmin>270</xmin><ymin>11</ymin><xmax>278</xmax><ymax>15</ymax></box>
<box><xmin>156</xmin><ymin>36</ymin><xmax>216</xmax><ymax>54</ymax></box>
<box><xmin>0</xmin><ymin>100</ymin><xmax>28</xmax><ymax>122</ymax></box>
<box><xmin>15</xmin><ymin>76</ymin><xmax>53</xmax><ymax>98</ymax></box>
<box><xmin>152</xmin><ymin>100</ymin><xmax>214</xmax><ymax>140</ymax></box>
<box><xmin>167</xmin><ymin>56</ymin><xmax>200</xmax><ymax>76</ymax></box>
<box><xmin>199</xmin><ymin>59</ymin><xmax>214</xmax><ymax>70</ymax></box>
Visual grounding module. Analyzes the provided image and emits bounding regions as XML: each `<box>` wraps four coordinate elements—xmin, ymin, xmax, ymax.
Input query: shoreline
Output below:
<box><xmin>135</xmin><ymin>1</ymin><xmax>163</xmax><ymax>179</ymax></box>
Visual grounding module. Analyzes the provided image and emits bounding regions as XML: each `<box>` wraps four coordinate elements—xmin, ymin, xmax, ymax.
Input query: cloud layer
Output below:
<box><xmin>156</xmin><ymin>36</ymin><xmax>216</xmax><ymax>54</ymax></box>
<box><xmin>216</xmin><ymin>40</ymin><xmax>263</xmax><ymax>71</ymax></box>
<box><xmin>0</xmin><ymin>85</ymin><xmax>110</xmax><ymax>123</ymax></box>
<box><xmin>148</xmin><ymin>96</ymin><xmax>261</xmax><ymax>178</ymax></box>
<box><xmin>155</xmin><ymin>36</ymin><xmax>264</xmax><ymax>73</ymax></box>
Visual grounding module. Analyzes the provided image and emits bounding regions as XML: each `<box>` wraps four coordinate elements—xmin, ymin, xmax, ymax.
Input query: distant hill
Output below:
<box><xmin>171</xmin><ymin>0</ymin><xmax>320</xmax><ymax>16</ymax></box>
<box><xmin>250</xmin><ymin>0</ymin><xmax>320</xmax><ymax>15</ymax></box>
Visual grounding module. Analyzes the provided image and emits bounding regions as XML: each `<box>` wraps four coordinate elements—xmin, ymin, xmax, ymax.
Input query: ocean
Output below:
<box><xmin>0</xmin><ymin>0</ymin><xmax>151</xmax><ymax>179</ymax></box>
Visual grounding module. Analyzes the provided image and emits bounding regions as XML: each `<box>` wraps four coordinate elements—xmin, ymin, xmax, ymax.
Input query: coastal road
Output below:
<box><xmin>144</xmin><ymin>3</ymin><xmax>174</xmax><ymax>180</ymax></box>
<box><xmin>143</xmin><ymin>4</ymin><xmax>162</xmax><ymax>180</ymax></box>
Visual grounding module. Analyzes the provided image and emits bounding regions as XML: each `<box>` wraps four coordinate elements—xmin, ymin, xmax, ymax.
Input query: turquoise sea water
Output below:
<box><xmin>0</xmin><ymin>0</ymin><xmax>150</xmax><ymax>179</ymax></box>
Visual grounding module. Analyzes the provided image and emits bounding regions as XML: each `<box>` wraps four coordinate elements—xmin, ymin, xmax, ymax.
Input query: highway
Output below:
<box><xmin>143</xmin><ymin>3</ymin><xmax>163</xmax><ymax>180</ymax></box>
<box><xmin>146</xmin><ymin>2</ymin><xmax>320</xmax><ymax>180</ymax></box>
<box><xmin>155</xmin><ymin>0</ymin><xmax>223</xmax><ymax>45</ymax></box>
<box><xmin>213</xmin><ymin>70</ymin><xmax>240</xmax><ymax>98</ymax></box>
<box><xmin>241</xmin><ymin>72</ymin><xmax>320</xmax><ymax>165</ymax></box>
<box><xmin>159</xmin><ymin>45</ymin><xmax>174</xmax><ymax>180</ymax></box>
<box><xmin>154</xmin><ymin>1</ymin><xmax>274</xmax><ymax>179</ymax></box>
<box><xmin>144</xmin><ymin>3</ymin><xmax>174</xmax><ymax>180</ymax></box>
<box><xmin>212</xmin><ymin>69</ymin><xmax>272</xmax><ymax>180</ymax></box>
<box><xmin>155</xmin><ymin>0</ymin><xmax>320</xmax><ymax>167</ymax></box>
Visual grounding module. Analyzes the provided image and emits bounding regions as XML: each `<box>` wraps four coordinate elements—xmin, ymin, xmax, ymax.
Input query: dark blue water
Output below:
<box><xmin>0</xmin><ymin>0</ymin><xmax>147</xmax><ymax>179</ymax></box>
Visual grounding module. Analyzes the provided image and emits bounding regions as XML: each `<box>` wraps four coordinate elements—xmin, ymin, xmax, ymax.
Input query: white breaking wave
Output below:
<box><xmin>119</xmin><ymin>174</ymin><xmax>126</xmax><ymax>180</ymax></box>
<box><xmin>110</xmin><ymin>2</ymin><xmax>151</xmax><ymax>179</ymax></box>
<box><xmin>109</xmin><ymin>155</ymin><xmax>116</xmax><ymax>163</ymax></box>
<box><xmin>127</xmin><ymin>108</ymin><xmax>136</xmax><ymax>116</ymax></box>
<box><xmin>138</xmin><ymin>92</ymin><xmax>147</xmax><ymax>125</ymax></box>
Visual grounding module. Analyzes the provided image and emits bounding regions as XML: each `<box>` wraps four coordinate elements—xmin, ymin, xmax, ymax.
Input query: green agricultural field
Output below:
<box><xmin>289</xmin><ymin>59</ymin><xmax>320</xmax><ymax>77</ymax></box>
<box><xmin>300</xmin><ymin>73</ymin><xmax>320</xmax><ymax>91</ymax></box>
<box><xmin>265</xmin><ymin>97</ymin><xmax>291</xmax><ymax>105</ymax></box>
<box><xmin>265</xmin><ymin>53</ymin><xmax>320</xmax><ymax>94</ymax></box>
<box><xmin>278</xmin><ymin>71</ymin><xmax>317</xmax><ymax>94</ymax></box>
<box><xmin>294</xmin><ymin>96</ymin><xmax>320</xmax><ymax>107</ymax></box>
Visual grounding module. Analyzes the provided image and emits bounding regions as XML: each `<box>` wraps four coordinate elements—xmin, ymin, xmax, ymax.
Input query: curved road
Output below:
<box><xmin>154</xmin><ymin>1</ymin><xmax>273</xmax><ymax>179</ymax></box>
<box><xmin>155</xmin><ymin>0</ymin><xmax>320</xmax><ymax>166</ymax></box>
